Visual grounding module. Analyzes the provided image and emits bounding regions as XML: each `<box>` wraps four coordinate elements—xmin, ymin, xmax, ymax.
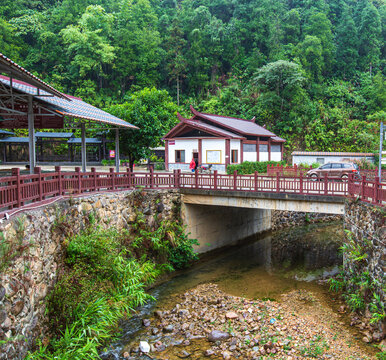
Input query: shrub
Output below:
<box><xmin>226</xmin><ymin>160</ymin><xmax>286</xmax><ymax>174</ymax></box>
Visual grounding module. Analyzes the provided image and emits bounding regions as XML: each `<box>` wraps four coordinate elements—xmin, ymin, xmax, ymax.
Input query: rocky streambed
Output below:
<box><xmin>101</xmin><ymin>223</ymin><xmax>379</xmax><ymax>359</ymax></box>
<box><xmin>120</xmin><ymin>284</ymin><xmax>373</xmax><ymax>359</ymax></box>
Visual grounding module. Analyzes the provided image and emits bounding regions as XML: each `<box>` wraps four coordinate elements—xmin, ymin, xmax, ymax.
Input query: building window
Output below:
<box><xmin>243</xmin><ymin>143</ymin><xmax>256</xmax><ymax>152</ymax></box>
<box><xmin>259</xmin><ymin>144</ymin><xmax>268</xmax><ymax>152</ymax></box>
<box><xmin>206</xmin><ymin>150</ymin><xmax>221</xmax><ymax>164</ymax></box>
<box><xmin>231</xmin><ymin>149</ymin><xmax>238</xmax><ymax>163</ymax></box>
<box><xmin>316</xmin><ymin>157</ymin><xmax>324</xmax><ymax>164</ymax></box>
<box><xmin>175</xmin><ymin>150</ymin><xmax>185</xmax><ymax>163</ymax></box>
<box><xmin>271</xmin><ymin>145</ymin><xmax>281</xmax><ymax>152</ymax></box>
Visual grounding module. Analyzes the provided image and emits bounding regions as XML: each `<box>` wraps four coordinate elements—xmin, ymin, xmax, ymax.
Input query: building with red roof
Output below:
<box><xmin>163</xmin><ymin>106</ymin><xmax>285</xmax><ymax>171</ymax></box>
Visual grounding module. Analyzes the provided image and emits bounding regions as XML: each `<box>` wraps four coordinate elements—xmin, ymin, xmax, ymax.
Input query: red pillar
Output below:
<box><xmin>225</xmin><ymin>139</ymin><xmax>230</xmax><ymax>168</ymax></box>
<box><xmin>256</xmin><ymin>138</ymin><xmax>260</xmax><ymax>162</ymax></box>
<box><xmin>240</xmin><ymin>140</ymin><xmax>244</xmax><ymax>163</ymax></box>
<box><xmin>165</xmin><ymin>140</ymin><xmax>169</xmax><ymax>171</ymax></box>
<box><xmin>268</xmin><ymin>138</ymin><xmax>271</xmax><ymax>161</ymax></box>
<box><xmin>198</xmin><ymin>139</ymin><xmax>202</xmax><ymax>165</ymax></box>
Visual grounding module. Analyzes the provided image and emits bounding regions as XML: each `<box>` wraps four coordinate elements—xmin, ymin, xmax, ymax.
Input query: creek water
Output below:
<box><xmin>101</xmin><ymin>222</ymin><xmax>346</xmax><ymax>359</ymax></box>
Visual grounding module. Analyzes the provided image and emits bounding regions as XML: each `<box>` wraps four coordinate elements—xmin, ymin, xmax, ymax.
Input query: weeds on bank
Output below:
<box><xmin>27</xmin><ymin>209</ymin><xmax>198</xmax><ymax>360</ymax></box>
<box><xmin>328</xmin><ymin>231</ymin><xmax>385</xmax><ymax>326</ymax></box>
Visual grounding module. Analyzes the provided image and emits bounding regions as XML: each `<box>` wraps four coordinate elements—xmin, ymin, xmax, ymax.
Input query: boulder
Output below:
<box><xmin>139</xmin><ymin>341</ymin><xmax>150</xmax><ymax>353</ymax></box>
<box><xmin>208</xmin><ymin>330</ymin><xmax>230</xmax><ymax>342</ymax></box>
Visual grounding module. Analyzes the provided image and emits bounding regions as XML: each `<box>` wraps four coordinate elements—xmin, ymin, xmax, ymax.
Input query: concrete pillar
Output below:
<box><xmin>115</xmin><ymin>128</ymin><xmax>120</xmax><ymax>173</ymax></box>
<box><xmin>28</xmin><ymin>95</ymin><xmax>35</xmax><ymax>174</ymax></box>
<box><xmin>81</xmin><ymin>122</ymin><xmax>86</xmax><ymax>172</ymax></box>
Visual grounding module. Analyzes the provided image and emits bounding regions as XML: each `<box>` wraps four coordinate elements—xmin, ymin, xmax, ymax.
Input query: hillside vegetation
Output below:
<box><xmin>0</xmin><ymin>0</ymin><xmax>385</xmax><ymax>157</ymax></box>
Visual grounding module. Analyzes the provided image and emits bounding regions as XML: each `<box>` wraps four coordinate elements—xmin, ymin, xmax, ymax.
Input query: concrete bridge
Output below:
<box><xmin>180</xmin><ymin>188</ymin><xmax>345</xmax><ymax>253</ymax></box>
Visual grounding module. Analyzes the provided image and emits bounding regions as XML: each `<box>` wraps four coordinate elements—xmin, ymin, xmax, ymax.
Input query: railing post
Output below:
<box><xmin>127</xmin><ymin>168</ymin><xmax>132</xmax><ymax>188</ymax></box>
<box><xmin>214</xmin><ymin>170</ymin><xmax>218</xmax><ymax>190</ymax></box>
<box><xmin>276</xmin><ymin>172</ymin><xmax>280</xmax><ymax>193</ymax></box>
<box><xmin>91</xmin><ymin>167</ymin><xmax>97</xmax><ymax>192</ymax></box>
<box><xmin>75</xmin><ymin>167</ymin><xmax>81</xmax><ymax>194</ymax></box>
<box><xmin>254</xmin><ymin>171</ymin><xmax>258</xmax><ymax>192</ymax></box>
<box><xmin>150</xmin><ymin>167</ymin><xmax>154</xmax><ymax>189</ymax></box>
<box><xmin>178</xmin><ymin>169</ymin><xmax>181</xmax><ymax>188</ymax></box>
<box><xmin>347</xmin><ymin>174</ymin><xmax>352</xmax><ymax>196</ymax></box>
<box><xmin>299</xmin><ymin>173</ymin><xmax>303</xmax><ymax>194</ymax></box>
<box><xmin>34</xmin><ymin>167</ymin><xmax>43</xmax><ymax>201</ymax></box>
<box><xmin>361</xmin><ymin>175</ymin><xmax>366</xmax><ymax>201</ymax></box>
<box><xmin>324</xmin><ymin>173</ymin><xmax>328</xmax><ymax>195</ymax></box>
<box><xmin>110</xmin><ymin>168</ymin><xmax>115</xmax><ymax>190</ymax></box>
<box><xmin>55</xmin><ymin>166</ymin><xmax>62</xmax><ymax>196</ymax></box>
<box><xmin>294</xmin><ymin>164</ymin><xmax>297</xmax><ymax>176</ymax></box>
<box><xmin>373</xmin><ymin>177</ymin><xmax>379</xmax><ymax>204</ymax></box>
<box><xmin>233</xmin><ymin>170</ymin><xmax>237</xmax><ymax>191</ymax></box>
<box><xmin>195</xmin><ymin>168</ymin><xmax>198</xmax><ymax>188</ymax></box>
<box><xmin>12</xmin><ymin>168</ymin><xmax>21</xmax><ymax>208</ymax></box>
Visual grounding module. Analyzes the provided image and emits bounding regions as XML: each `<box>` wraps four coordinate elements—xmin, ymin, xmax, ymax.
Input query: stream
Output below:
<box><xmin>100</xmin><ymin>222</ymin><xmax>375</xmax><ymax>359</ymax></box>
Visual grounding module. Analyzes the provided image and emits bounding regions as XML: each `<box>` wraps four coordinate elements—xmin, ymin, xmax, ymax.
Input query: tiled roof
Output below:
<box><xmin>184</xmin><ymin>119</ymin><xmax>244</xmax><ymax>139</ymax></box>
<box><xmin>0</xmin><ymin>76</ymin><xmax>137</xmax><ymax>129</ymax></box>
<box><xmin>35</xmin><ymin>132</ymin><xmax>73</xmax><ymax>138</ymax></box>
<box><xmin>292</xmin><ymin>151</ymin><xmax>374</xmax><ymax>156</ymax></box>
<box><xmin>190</xmin><ymin>106</ymin><xmax>277</xmax><ymax>137</ymax></box>
<box><xmin>271</xmin><ymin>136</ymin><xmax>286</xmax><ymax>142</ymax></box>
<box><xmin>67</xmin><ymin>138</ymin><xmax>102</xmax><ymax>144</ymax></box>
<box><xmin>0</xmin><ymin>53</ymin><xmax>69</xmax><ymax>100</ymax></box>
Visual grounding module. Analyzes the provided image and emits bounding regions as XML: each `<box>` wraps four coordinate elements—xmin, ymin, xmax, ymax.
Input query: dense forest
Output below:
<box><xmin>0</xmin><ymin>0</ymin><xmax>385</xmax><ymax>159</ymax></box>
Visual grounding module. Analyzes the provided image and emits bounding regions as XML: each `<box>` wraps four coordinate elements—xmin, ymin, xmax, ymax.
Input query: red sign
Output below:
<box><xmin>109</xmin><ymin>150</ymin><xmax>115</xmax><ymax>158</ymax></box>
<box><xmin>169</xmin><ymin>140</ymin><xmax>175</xmax><ymax>145</ymax></box>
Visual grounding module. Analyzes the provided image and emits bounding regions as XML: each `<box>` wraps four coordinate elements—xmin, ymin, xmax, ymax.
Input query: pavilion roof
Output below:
<box><xmin>0</xmin><ymin>136</ymin><xmax>29</xmax><ymax>143</ymax></box>
<box><xmin>67</xmin><ymin>137</ymin><xmax>102</xmax><ymax>144</ymax></box>
<box><xmin>0</xmin><ymin>53</ymin><xmax>69</xmax><ymax>100</ymax></box>
<box><xmin>0</xmin><ymin>76</ymin><xmax>138</xmax><ymax>129</ymax></box>
<box><xmin>0</xmin><ymin>130</ymin><xmax>14</xmax><ymax>136</ymax></box>
<box><xmin>35</xmin><ymin>132</ymin><xmax>74</xmax><ymax>138</ymax></box>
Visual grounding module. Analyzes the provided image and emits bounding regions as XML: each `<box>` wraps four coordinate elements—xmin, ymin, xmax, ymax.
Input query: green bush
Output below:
<box><xmin>227</xmin><ymin>160</ymin><xmax>286</xmax><ymax>175</ymax></box>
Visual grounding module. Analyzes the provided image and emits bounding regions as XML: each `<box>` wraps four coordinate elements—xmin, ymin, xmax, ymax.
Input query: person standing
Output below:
<box><xmin>189</xmin><ymin>158</ymin><xmax>196</xmax><ymax>172</ymax></box>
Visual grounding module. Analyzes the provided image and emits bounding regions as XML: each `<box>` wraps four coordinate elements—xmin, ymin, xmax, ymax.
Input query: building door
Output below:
<box><xmin>193</xmin><ymin>151</ymin><xmax>199</xmax><ymax>166</ymax></box>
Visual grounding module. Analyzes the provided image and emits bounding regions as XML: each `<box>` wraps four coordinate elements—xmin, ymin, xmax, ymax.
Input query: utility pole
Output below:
<box><xmin>379</xmin><ymin>122</ymin><xmax>384</xmax><ymax>179</ymax></box>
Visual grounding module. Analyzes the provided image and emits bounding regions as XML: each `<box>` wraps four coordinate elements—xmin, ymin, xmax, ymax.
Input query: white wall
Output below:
<box><xmin>244</xmin><ymin>152</ymin><xmax>257</xmax><ymax>162</ymax></box>
<box><xmin>260</xmin><ymin>152</ymin><xmax>269</xmax><ymax>162</ymax></box>
<box><xmin>292</xmin><ymin>155</ymin><xmax>374</xmax><ymax>165</ymax></box>
<box><xmin>271</xmin><ymin>152</ymin><xmax>282</xmax><ymax>161</ymax></box>
<box><xmin>168</xmin><ymin>139</ymin><xmax>198</xmax><ymax>163</ymax></box>
<box><xmin>202</xmin><ymin>139</ymin><xmax>226</xmax><ymax>164</ymax></box>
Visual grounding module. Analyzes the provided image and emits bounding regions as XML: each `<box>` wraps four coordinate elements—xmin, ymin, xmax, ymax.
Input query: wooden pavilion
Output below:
<box><xmin>0</xmin><ymin>53</ymin><xmax>137</xmax><ymax>173</ymax></box>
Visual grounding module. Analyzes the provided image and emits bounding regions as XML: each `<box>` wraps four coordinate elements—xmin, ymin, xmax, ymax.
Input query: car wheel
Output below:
<box><xmin>341</xmin><ymin>174</ymin><xmax>348</xmax><ymax>181</ymax></box>
<box><xmin>310</xmin><ymin>174</ymin><xmax>318</xmax><ymax>181</ymax></box>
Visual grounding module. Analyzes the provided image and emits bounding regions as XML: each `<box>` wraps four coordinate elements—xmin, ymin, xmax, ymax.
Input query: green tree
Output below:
<box><xmin>298</xmin><ymin>35</ymin><xmax>323</xmax><ymax>82</ymax></box>
<box><xmin>106</xmin><ymin>88</ymin><xmax>179</xmax><ymax>169</ymax></box>
<box><xmin>335</xmin><ymin>5</ymin><xmax>359</xmax><ymax>78</ymax></box>
<box><xmin>0</xmin><ymin>19</ymin><xmax>22</xmax><ymax>60</ymax></box>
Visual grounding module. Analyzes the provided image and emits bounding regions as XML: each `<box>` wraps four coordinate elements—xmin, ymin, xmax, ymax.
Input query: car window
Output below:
<box><xmin>353</xmin><ymin>164</ymin><xmax>359</xmax><ymax>170</ymax></box>
<box><xmin>320</xmin><ymin>164</ymin><xmax>331</xmax><ymax>169</ymax></box>
<box><xmin>343</xmin><ymin>163</ymin><xmax>352</xmax><ymax>168</ymax></box>
<box><xmin>331</xmin><ymin>163</ymin><xmax>342</xmax><ymax>168</ymax></box>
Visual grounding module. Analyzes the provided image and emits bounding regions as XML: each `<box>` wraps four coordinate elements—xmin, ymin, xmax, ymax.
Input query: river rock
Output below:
<box><xmin>222</xmin><ymin>351</ymin><xmax>231</xmax><ymax>359</ymax></box>
<box><xmin>163</xmin><ymin>324</ymin><xmax>174</xmax><ymax>333</ymax></box>
<box><xmin>11</xmin><ymin>300</ymin><xmax>24</xmax><ymax>316</ymax></box>
<box><xmin>225</xmin><ymin>311</ymin><xmax>238</xmax><ymax>320</ymax></box>
<box><xmin>178</xmin><ymin>350</ymin><xmax>191</xmax><ymax>358</ymax></box>
<box><xmin>0</xmin><ymin>286</ymin><xmax>5</xmax><ymax>301</ymax></box>
<box><xmin>139</xmin><ymin>341</ymin><xmax>150</xmax><ymax>353</ymax></box>
<box><xmin>208</xmin><ymin>330</ymin><xmax>230</xmax><ymax>342</ymax></box>
<box><xmin>154</xmin><ymin>310</ymin><xmax>163</xmax><ymax>319</ymax></box>
<box><xmin>143</xmin><ymin>319</ymin><xmax>151</xmax><ymax>327</ymax></box>
<box><xmin>204</xmin><ymin>349</ymin><xmax>215</xmax><ymax>356</ymax></box>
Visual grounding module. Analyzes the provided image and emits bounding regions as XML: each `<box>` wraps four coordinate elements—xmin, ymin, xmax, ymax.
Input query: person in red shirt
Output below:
<box><xmin>189</xmin><ymin>158</ymin><xmax>196</xmax><ymax>172</ymax></box>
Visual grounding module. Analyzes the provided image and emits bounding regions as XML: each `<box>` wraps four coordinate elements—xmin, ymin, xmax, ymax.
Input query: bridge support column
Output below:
<box><xmin>182</xmin><ymin>203</ymin><xmax>272</xmax><ymax>253</ymax></box>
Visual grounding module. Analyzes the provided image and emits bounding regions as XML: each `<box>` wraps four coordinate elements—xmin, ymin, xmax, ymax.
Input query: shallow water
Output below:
<box><xmin>101</xmin><ymin>222</ymin><xmax>345</xmax><ymax>359</ymax></box>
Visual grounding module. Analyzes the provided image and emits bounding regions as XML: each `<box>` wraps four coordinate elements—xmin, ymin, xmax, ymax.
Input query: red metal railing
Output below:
<box><xmin>267</xmin><ymin>164</ymin><xmax>386</xmax><ymax>181</ymax></box>
<box><xmin>0</xmin><ymin>167</ymin><xmax>384</xmax><ymax>214</ymax></box>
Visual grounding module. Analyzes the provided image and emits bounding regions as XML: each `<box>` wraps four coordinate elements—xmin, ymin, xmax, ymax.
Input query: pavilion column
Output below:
<box><xmin>225</xmin><ymin>139</ymin><xmax>230</xmax><ymax>168</ymax></box>
<box><xmin>81</xmin><ymin>122</ymin><xmax>86</xmax><ymax>172</ymax></box>
<box><xmin>240</xmin><ymin>140</ymin><xmax>244</xmax><ymax>163</ymax></box>
<box><xmin>28</xmin><ymin>95</ymin><xmax>35</xmax><ymax>174</ymax></box>
<box><xmin>198</xmin><ymin>139</ymin><xmax>202</xmax><ymax>166</ymax></box>
<box><xmin>165</xmin><ymin>140</ymin><xmax>169</xmax><ymax>171</ymax></box>
<box><xmin>115</xmin><ymin>128</ymin><xmax>120</xmax><ymax>173</ymax></box>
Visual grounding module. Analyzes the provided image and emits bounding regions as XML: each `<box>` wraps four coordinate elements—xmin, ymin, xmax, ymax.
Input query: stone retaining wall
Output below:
<box><xmin>272</xmin><ymin>210</ymin><xmax>342</xmax><ymax>230</ymax></box>
<box><xmin>343</xmin><ymin>199</ymin><xmax>385</xmax><ymax>340</ymax></box>
<box><xmin>0</xmin><ymin>189</ymin><xmax>180</xmax><ymax>360</ymax></box>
